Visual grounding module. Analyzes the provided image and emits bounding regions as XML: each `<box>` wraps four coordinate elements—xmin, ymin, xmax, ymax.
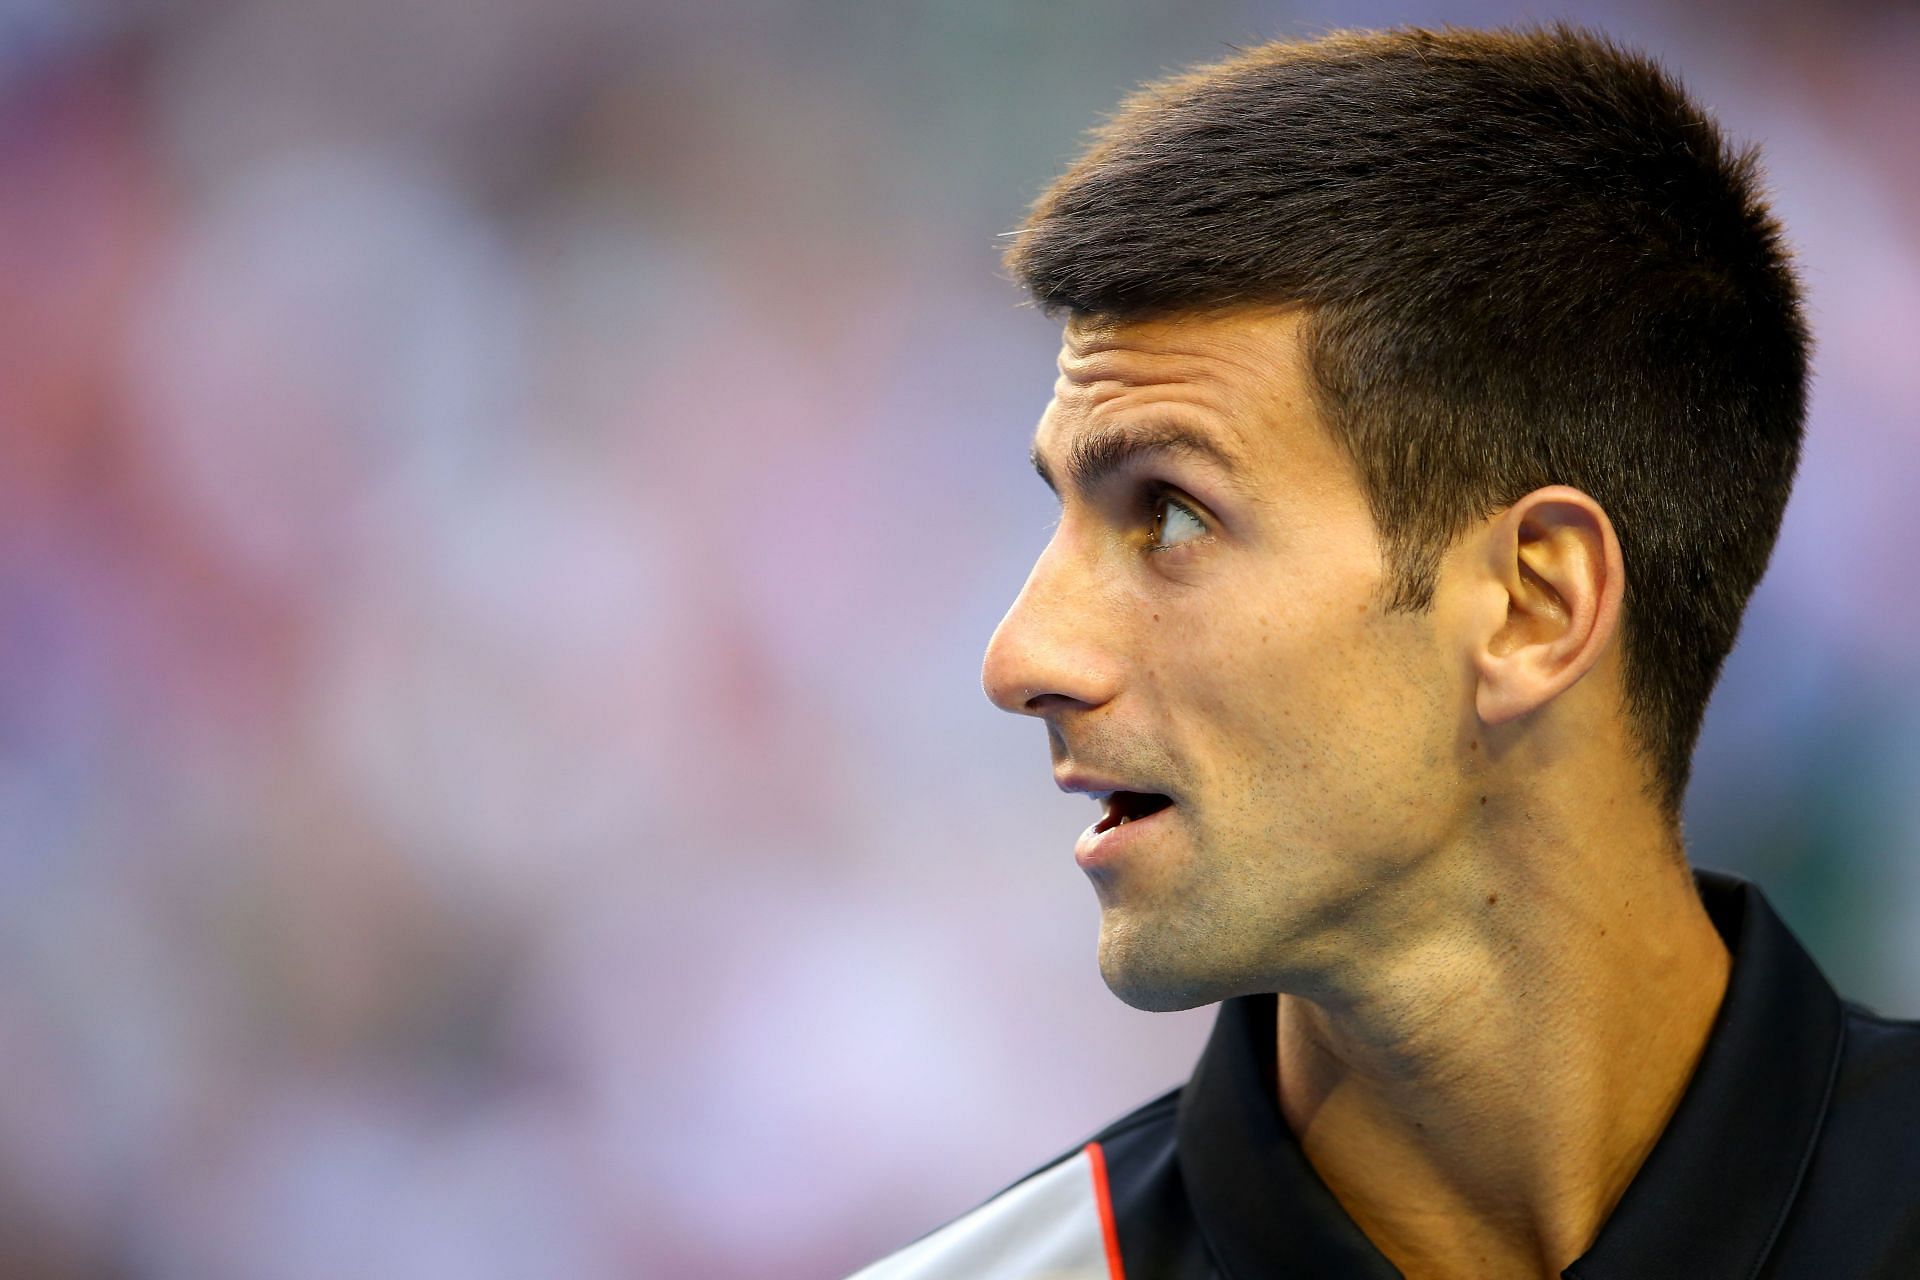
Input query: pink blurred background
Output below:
<box><xmin>1</xmin><ymin>0</ymin><xmax>1916</xmax><ymax>1275</ymax></box>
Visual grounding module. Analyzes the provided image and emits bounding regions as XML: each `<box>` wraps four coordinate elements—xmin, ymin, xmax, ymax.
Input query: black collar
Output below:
<box><xmin>1175</xmin><ymin>869</ymin><xmax>1847</xmax><ymax>1279</ymax></box>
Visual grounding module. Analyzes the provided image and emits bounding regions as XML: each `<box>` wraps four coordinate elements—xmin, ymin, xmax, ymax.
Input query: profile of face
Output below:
<box><xmin>982</xmin><ymin>307</ymin><xmax>1496</xmax><ymax>1012</ymax></box>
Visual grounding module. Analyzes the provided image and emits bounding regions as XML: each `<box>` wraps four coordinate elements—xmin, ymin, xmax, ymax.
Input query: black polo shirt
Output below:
<box><xmin>851</xmin><ymin>869</ymin><xmax>1920</xmax><ymax>1278</ymax></box>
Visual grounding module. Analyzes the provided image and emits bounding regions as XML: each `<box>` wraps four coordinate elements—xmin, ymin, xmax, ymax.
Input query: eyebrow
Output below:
<box><xmin>1030</xmin><ymin>420</ymin><xmax>1250</xmax><ymax>500</ymax></box>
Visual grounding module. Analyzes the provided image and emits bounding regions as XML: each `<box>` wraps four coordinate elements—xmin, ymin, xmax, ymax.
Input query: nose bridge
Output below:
<box><xmin>982</xmin><ymin>520</ymin><xmax>1120</xmax><ymax>715</ymax></box>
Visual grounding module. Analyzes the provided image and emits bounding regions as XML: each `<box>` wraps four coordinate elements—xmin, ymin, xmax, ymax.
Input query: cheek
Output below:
<box><xmin>1133</xmin><ymin>597</ymin><xmax>1332</xmax><ymax>796</ymax></box>
<box><xmin>1173</xmin><ymin>593</ymin><xmax>1457</xmax><ymax>826</ymax></box>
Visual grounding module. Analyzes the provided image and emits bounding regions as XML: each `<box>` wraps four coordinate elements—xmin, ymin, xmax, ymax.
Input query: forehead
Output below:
<box><xmin>1059</xmin><ymin>305</ymin><xmax>1303</xmax><ymax>368</ymax></box>
<box><xmin>1035</xmin><ymin>306</ymin><xmax>1335</xmax><ymax>489</ymax></box>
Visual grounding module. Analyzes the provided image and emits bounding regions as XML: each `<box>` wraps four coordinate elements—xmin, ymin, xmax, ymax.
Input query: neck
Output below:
<box><xmin>1273</xmin><ymin>819</ymin><xmax>1731</xmax><ymax>1279</ymax></box>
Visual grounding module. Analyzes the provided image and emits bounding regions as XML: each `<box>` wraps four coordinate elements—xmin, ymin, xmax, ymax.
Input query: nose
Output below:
<box><xmin>981</xmin><ymin>537</ymin><xmax>1123</xmax><ymax>717</ymax></box>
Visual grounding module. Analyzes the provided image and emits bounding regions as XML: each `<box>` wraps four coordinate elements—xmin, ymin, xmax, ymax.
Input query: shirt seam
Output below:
<box><xmin>1840</xmin><ymin>1005</ymin><xmax>1920</xmax><ymax>1030</ymax></box>
<box><xmin>1743</xmin><ymin>1001</ymin><xmax>1847</xmax><ymax>1280</ymax></box>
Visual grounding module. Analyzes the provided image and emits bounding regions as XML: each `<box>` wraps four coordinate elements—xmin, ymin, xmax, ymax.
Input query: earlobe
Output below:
<box><xmin>1473</xmin><ymin>486</ymin><xmax>1624</xmax><ymax>726</ymax></box>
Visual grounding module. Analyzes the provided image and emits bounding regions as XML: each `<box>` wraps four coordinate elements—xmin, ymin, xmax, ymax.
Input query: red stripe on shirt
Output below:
<box><xmin>1084</xmin><ymin>1141</ymin><xmax>1126</xmax><ymax>1280</ymax></box>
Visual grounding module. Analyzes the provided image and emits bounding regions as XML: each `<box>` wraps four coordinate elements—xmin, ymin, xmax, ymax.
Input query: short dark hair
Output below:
<box><xmin>1005</xmin><ymin>25</ymin><xmax>1809</xmax><ymax>820</ymax></box>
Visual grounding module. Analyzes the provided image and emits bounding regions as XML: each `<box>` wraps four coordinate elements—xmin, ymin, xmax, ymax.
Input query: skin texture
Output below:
<box><xmin>980</xmin><ymin>306</ymin><xmax>1733</xmax><ymax>1279</ymax></box>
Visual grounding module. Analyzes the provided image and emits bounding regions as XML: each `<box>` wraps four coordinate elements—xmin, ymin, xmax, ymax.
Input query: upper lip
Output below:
<box><xmin>1054</xmin><ymin>770</ymin><xmax>1172</xmax><ymax>803</ymax></box>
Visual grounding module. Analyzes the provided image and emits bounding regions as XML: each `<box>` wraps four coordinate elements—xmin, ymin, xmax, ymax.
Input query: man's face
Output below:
<box><xmin>982</xmin><ymin>307</ymin><xmax>1480</xmax><ymax>1011</ymax></box>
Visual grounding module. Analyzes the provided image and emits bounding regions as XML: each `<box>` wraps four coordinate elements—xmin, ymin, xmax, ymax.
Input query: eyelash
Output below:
<box><xmin>1143</xmin><ymin>484</ymin><xmax>1208</xmax><ymax>554</ymax></box>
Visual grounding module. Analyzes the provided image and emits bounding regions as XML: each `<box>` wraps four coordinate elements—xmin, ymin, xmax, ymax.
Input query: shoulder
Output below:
<box><xmin>844</xmin><ymin>1089</ymin><xmax>1181</xmax><ymax>1280</ymax></box>
<box><xmin>1824</xmin><ymin>1000</ymin><xmax>1920</xmax><ymax>1147</ymax></box>
<box><xmin>1838</xmin><ymin>1000</ymin><xmax>1920</xmax><ymax>1065</ymax></box>
<box><xmin>1770</xmin><ymin>1002</ymin><xmax>1920</xmax><ymax>1274</ymax></box>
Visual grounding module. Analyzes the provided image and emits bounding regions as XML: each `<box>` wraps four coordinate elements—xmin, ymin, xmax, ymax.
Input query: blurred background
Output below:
<box><xmin>1</xmin><ymin>0</ymin><xmax>1916</xmax><ymax>1275</ymax></box>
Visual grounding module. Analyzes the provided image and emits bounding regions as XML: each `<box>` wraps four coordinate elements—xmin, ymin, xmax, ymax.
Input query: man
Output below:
<box><xmin>852</xmin><ymin>25</ymin><xmax>1919</xmax><ymax>1280</ymax></box>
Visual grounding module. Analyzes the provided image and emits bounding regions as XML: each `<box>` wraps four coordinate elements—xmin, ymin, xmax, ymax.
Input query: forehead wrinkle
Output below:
<box><xmin>1059</xmin><ymin>306</ymin><xmax>1303</xmax><ymax>380</ymax></box>
<box><xmin>1056</xmin><ymin>345</ymin><xmax>1257</xmax><ymax>396</ymax></box>
<box><xmin>1052</xmin><ymin>347</ymin><xmax>1252</xmax><ymax>446</ymax></box>
<box><xmin>1050</xmin><ymin>371</ymin><xmax>1228</xmax><ymax>418</ymax></box>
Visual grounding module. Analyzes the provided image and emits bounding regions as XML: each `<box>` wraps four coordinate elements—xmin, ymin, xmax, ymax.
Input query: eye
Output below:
<box><xmin>1148</xmin><ymin>491</ymin><xmax>1208</xmax><ymax>553</ymax></box>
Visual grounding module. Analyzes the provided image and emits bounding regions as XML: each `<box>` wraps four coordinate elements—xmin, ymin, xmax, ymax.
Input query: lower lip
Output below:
<box><xmin>1074</xmin><ymin>804</ymin><xmax>1175</xmax><ymax>872</ymax></box>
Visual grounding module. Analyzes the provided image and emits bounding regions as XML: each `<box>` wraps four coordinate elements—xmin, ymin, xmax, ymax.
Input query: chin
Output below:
<box><xmin>1103</xmin><ymin>976</ymin><xmax>1218</xmax><ymax>1013</ymax></box>
<box><xmin>1097</xmin><ymin>932</ymin><xmax>1241</xmax><ymax>1012</ymax></box>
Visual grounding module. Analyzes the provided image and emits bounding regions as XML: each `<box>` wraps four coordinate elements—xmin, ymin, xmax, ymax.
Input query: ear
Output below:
<box><xmin>1473</xmin><ymin>486</ymin><xmax>1625</xmax><ymax>726</ymax></box>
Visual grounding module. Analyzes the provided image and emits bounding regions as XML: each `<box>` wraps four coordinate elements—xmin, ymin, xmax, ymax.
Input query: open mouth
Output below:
<box><xmin>1093</xmin><ymin>790</ymin><xmax>1174</xmax><ymax>834</ymax></box>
